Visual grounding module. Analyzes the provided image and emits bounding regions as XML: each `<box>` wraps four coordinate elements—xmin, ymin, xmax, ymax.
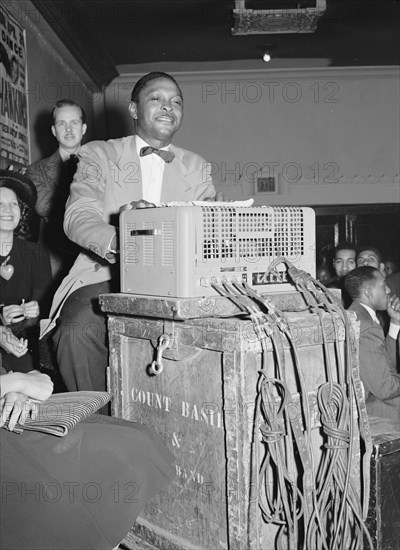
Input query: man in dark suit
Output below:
<box><xmin>48</xmin><ymin>72</ymin><xmax>216</xmax><ymax>393</ymax></box>
<box><xmin>26</xmin><ymin>99</ymin><xmax>87</xmax><ymax>282</ymax></box>
<box><xmin>345</xmin><ymin>266</ymin><xmax>400</xmax><ymax>424</ymax></box>
<box><xmin>356</xmin><ymin>245</ymin><xmax>389</xmax><ymax>331</ymax></box>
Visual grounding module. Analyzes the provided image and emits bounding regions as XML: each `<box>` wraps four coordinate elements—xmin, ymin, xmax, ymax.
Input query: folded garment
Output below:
<box><xmin>2</xmin><ymin>391</ymin><xmax>111</xmax><ymax>436</ymax></box>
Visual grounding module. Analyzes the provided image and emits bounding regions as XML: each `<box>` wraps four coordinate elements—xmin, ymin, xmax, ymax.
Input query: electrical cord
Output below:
<box><xmin>211</xmin><ymin>268</ymin><xmax>372</xmax><ymax>550</ymax></box>
<box><xmin>283</xmin><ymin>264</ymin><xmax>373</xmax><ymax>550</ymax></box>
<box><xmin>213</xmin><ymin>281</ymin><xmax>315</xmax><ymax>549</ymax></box>
<box><xmin>312</xmin><ymin>276</ymin><xmax>373</xmax><ymax>522</ymax></box>
<box><xmin>213</xmin><ymin>282</ymin><xmax>301</xmax><ymax>547</ymax></box>
<box><xmin>236</xmin><ymin>280</ymin><xmax>321</xmax><ymax>548</ymax></box>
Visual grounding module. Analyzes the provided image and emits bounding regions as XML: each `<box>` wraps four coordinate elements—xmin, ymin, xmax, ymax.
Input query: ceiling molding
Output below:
<box><xmin>30</xmin><ymin>0</ymin><xmax>117</xmax><ymax>89</ymax></box>
<box><xmin>114</xmin><ymin>65</ymin><xmax>400</xmax><ymax>85</ymax></box>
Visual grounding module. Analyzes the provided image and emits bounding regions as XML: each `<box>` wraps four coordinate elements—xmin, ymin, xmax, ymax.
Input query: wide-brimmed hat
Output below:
<box><xmin>0</xmin><ymin>169</ymin><xmax>37</xmax><ymax>207</ymax></box>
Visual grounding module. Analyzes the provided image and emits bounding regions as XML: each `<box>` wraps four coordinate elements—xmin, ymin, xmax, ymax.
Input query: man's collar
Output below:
<box><xmin>358</xmin><ymin>302</ymin><xmax>380</xmax><ymax>324</ymax></box>
<box><xmin>58</xmin><ymin>146</ymin><xmax>80</xmax><ymax>162</ymax></box>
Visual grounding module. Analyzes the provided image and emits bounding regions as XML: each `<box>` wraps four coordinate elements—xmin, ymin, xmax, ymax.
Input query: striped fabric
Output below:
<box><xmin>3</xmin><ymin>392</ymin><xmax>111</xmax><ymax>436</ymax></box>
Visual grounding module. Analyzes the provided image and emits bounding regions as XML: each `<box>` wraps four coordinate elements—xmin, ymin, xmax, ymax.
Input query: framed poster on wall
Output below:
<box><xmin>0</xmin><ymin>4</ymin><xmax>29</xmax><ymax>168</ymax></box>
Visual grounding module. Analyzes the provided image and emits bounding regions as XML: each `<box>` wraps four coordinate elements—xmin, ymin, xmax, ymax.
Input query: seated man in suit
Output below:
<box><xmin>345</xmin><ymin>266</ymin><xmax>400</xmax><ymax>424</ymax></box>
<box><xmin>356</xmin><ymin>245</ymin><xmax>389</xmax><ymax>330</ymax></box>
<box><xmin>26</xmin><ymin>99</ymin><xmax>87</xmax><ymax>282</ymax></box>
<box><xmin>49</xmin><ymin>72</ymin><xmax>216</xmax><ymax>393</ymax></box>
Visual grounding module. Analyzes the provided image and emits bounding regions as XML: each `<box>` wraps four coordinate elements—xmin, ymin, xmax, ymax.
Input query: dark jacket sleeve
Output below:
<box><xmin>30</xmin><ymin>242</ymin><xmax>52</xmax><ymax>318</ymax></box>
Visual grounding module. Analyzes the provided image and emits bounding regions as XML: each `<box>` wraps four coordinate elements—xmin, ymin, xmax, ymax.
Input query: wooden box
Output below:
<box><xmin>101</xmin><ymin>293</ymin><xmax>367</xmax><ymax>550</ymax></box>
<box><xmin>366</xmin><ymin>417</ymin><xmax>400</xmax><ymax>550</ymax></box>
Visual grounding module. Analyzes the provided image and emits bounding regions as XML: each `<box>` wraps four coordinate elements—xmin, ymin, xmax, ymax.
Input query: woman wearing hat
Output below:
<box><xmin>0</xmin><ymin>170</ymin><xmax>51</xmax><ymax>372</ymax></box>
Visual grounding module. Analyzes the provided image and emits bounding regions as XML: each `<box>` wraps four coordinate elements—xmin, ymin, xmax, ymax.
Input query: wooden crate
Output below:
<box><xmin>366</xmin><ymin>417</ymin><xmax>400</xmax><ymax>550</ymax></box>
<box><xmin>101</xmin><ymin>294</ymin><xmax>367</xmax><ymax>550</ymax></box>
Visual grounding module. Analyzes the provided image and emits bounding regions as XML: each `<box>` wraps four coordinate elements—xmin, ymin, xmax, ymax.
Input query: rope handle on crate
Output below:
<box><xmin>149</xmin><ymin>334</ymin><xmax>170</xmax><ymax>375</ymax></box>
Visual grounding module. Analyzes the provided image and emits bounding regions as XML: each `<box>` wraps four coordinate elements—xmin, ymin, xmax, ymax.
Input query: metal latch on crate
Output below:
<box><xmin>149</xmin><ymin>334</ymin><xmax>170</xmax><ymax>375</ymax></box>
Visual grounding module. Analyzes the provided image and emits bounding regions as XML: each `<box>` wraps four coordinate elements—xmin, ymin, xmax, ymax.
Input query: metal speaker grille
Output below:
<box><xmin>201</xmin><ymin>206</ymin><xmax>305</xmax><ymax>262</ymax></box>
<box><xmin>273</xmin><ymin>207</ymin><xmax>305</xmax><ymax>260</ymax></box>
<box><xmin>162</xmin><ymin>221</ymin><xmax>174</xmax><ymax>266</ymax></box>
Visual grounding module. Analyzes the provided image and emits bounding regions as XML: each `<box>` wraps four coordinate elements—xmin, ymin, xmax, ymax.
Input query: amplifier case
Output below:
<box><xmin>119</xmin><ymin>205</ymin><xmax>315</xmax><ymax>298</ymax></box>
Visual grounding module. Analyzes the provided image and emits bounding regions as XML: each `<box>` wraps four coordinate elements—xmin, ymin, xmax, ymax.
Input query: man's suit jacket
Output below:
<box><xmin>348</xmin><ymin>301</ymin><xmax>400</xmax><ymax>423</ymax></box>
<box><xmin>48</xmin><ymin>135</ymin><xmax>215</xmax><ymax>318</ymax></box>
<box><xmin>26</xmin><ymin>149</ymin><xmax>79</xmax><ymax>259</ymax></box>
<box><xmin>26</xmin><ymin>150</ymin><xmax>64</xmax><ymax>219</ymax></box>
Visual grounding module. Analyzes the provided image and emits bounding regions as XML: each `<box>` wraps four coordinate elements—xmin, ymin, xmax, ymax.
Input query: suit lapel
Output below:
<box><xmin>109</xmin><ymin>136</ymin><xmax>143</xmax><ymax>207</ymax></box>
<box><xmin>45</xmin><ymin>150</ymin><xmax>63</xmax><ymax>182</ymax></box>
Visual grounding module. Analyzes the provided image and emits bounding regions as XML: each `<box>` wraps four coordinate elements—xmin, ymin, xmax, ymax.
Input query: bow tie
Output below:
<box><xmin>140</xmin><ymin>146</ymin><xmax>174</xmax><ymax>163</ymax></box>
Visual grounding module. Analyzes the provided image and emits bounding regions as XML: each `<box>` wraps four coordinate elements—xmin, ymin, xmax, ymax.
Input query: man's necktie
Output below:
<box><xmin>140</xmin><ymin>146</ymin><xmax>174</xmax><ymax>163</ymax></box>
<box><xmin>66</xmin><ymin>154</ymin><xmax>78</xmax><ymax>174</ymax></box>
<box><xmin>63</xmin><ymin>154</ymin><xmax>79</xmax><ymax>184</ymax></box>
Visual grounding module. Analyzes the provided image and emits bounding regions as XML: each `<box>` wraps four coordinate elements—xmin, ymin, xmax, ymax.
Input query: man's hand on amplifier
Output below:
<box><xmin>120</xmin><ymin>199</ymin><xmax>157</xmax><ymax>212</ymax></box>
<box><xmin>105</xmin><ymin>233</ymin><xmax>119</xmax><ymax>263</ymax></box>
<box><xmin>204</xmin><ymin>191</ymin><xmax>227</xmax><ymax>202</ymax></box>
<box><xmin>204</xmin><ymin>191</ymin><xmax>230</xmax><ymax>202</ymax></box>
<box><xmin>109</xmin><ymin>200</ymin><xmax>157</xmax><ymax>263</ymax></box>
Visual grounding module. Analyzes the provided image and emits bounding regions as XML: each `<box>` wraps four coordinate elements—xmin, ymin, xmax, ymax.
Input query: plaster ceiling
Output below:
<box><xmin>31</xmin><ymin>0</ymin><xmax>400</xmax><ymax>87</ymax></box>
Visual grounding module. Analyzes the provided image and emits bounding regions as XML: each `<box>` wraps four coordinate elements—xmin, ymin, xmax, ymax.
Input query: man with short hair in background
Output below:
<box><xmin>327</xmin><ymin>242</ymin><xmax>357</xmax><ymax>306</ymax></box>
<box><xmin>26</xmin><ymin>99</ymin><xmax>87</xmax><ymax>282</ymax></box>
<box><xmin>356</xmin><ymin>245</ymin><xmax>386</xmax><ymax>274</ymax></box>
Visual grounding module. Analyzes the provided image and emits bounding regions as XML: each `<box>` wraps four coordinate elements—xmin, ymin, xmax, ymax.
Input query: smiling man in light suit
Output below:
<box><xmin>50</xmin><ymin>72</ymin><xmax>216</xmax><ymax>393</ymax></box>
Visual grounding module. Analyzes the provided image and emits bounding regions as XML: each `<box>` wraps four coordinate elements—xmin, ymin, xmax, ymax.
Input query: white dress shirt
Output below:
<box><xmin>135</xmin><ymin>135</ymin><xmax>171</xmax><ymax>205</ymax></box>
<box><xmin>106</xmin><ymin>137</ymin><xmax>171</xmax><ymax>256</ymax></box>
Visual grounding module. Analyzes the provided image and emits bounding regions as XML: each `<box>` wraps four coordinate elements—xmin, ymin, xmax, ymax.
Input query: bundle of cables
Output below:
<box><xmin>212</xmin><ymin>259</ymin><xmax>372</xmax><ymax>550</ymax></box>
